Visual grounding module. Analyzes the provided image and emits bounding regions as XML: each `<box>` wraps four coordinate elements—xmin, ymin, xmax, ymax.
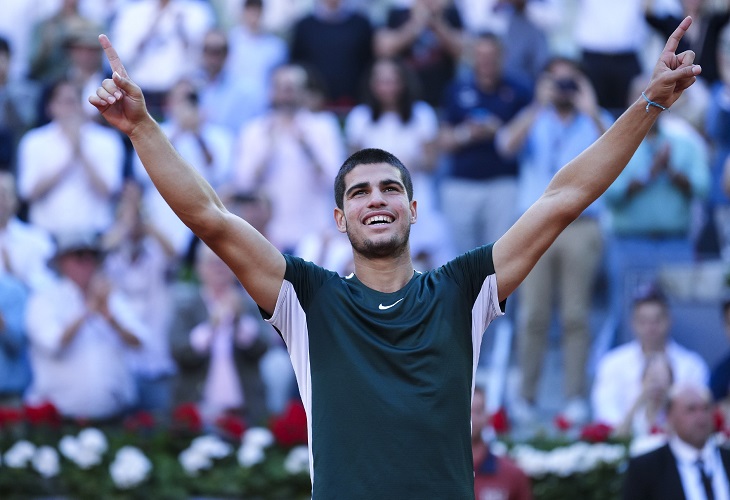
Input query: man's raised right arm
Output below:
<box><xmin>88</xmin><ymin>35</ymin><xmax>284</xmax><ymax>314</ymax></box>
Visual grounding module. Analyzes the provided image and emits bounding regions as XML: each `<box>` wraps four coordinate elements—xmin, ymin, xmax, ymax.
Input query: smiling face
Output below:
<box><xmin>334</xmin><ymin>162</ymin><xmax>416</xmax><ymax>260</ymax></box>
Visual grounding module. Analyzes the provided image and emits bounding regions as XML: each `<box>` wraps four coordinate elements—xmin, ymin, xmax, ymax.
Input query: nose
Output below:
<box><xmin>366</xmin><ymin>189</ymin><xmax>387</xmax><ymax>207</ymax></box>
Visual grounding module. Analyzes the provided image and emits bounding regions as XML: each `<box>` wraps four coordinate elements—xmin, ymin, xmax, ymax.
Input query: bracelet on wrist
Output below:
<box><xmin>641</xmin><ymin>92</ymin><xmax>668</xmax><ymax>113</ymax></box>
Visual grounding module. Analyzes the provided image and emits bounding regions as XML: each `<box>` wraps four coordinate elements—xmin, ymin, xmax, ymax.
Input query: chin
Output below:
<box><xmin>348</xmin><ymin>227</ymin><xmax>410</xmax><ymax>259</ymax></box>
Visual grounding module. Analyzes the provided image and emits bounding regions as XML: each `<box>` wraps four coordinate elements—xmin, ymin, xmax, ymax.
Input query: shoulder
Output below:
<box><xmin>413</xmin><ymin>101</ymin><xmax>437</xmax><ymax>120</ymax></box>
<box><xmin>597</xmin><ymin>342</ymin><xmax>640</xmax><ymax>369</ymax></box>
<box><xmin>667</xmin><ymin>341</ymin><xmax>707</xmax><ymax>366</ymax></box>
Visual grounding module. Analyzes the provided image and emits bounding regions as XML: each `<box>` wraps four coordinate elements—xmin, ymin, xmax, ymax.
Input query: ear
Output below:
<box><xmin>409</xmin><ymin>200</ymin><xmax>417</xmax><ymax>224</ymax></box>
<box><xmin>334</xmin><ymin>207</ymin><xmax>347</xmax><ymax>233</ymax></box>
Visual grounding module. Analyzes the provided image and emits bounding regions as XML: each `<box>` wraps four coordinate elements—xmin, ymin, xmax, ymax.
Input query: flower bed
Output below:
<box><xmin>0</xmin><ymin>401</ymin><xmax>311</xmax><ymax>499</ymax></box>
<box><xmin>3</xmin><ymin>402</ymin><xmax>721</xmax><ymax>499</ymax></box>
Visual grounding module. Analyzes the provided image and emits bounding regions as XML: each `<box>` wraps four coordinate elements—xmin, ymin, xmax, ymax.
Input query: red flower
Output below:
<box><xmin>270</xmin><ymin>401</ymin><xmax>308</xmax><ymax>447</ymax></box>
<box><xmin>0</xmin><ymin>406</ymin><xmax>24</xmax><ymax>428</ymax></box>
<box><xmin>216</xmin><ymin>413</ymin><xmax>247</xmax><ymax>440</ymax></box>
<box><xmin>172</xmin><ymin>403</ymin><xmax>203</xmax><ymax>434</ymax></box>
<box><xmin>23</xmin><ymin>401</ymin><xmax>61</xmax><ymax>427</ymax></box>
<box><xmin>579</xmin><ymin>422</ymin><xmax>613</xmax><ymax>443</ymax></box>
<box><xmin>489</xmin><ymin>407</ymin><xmax>510</xmax><ymax>435</ymax></box>
<box><xmin>554</xmin><ymin>414</ymin><xmax>572</xmax><ymax>432</ymax></box>
<box><xmin>123</xmin><ymin>411</ymin><xmax>157</xmax><ymax>433</ymax></box>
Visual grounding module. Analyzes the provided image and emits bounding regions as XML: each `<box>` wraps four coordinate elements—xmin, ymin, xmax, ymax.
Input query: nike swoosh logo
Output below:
<box><xmin>379</xmin><ymin>298</ymin><xmax>404</xmax><ymax>310</ymax></box>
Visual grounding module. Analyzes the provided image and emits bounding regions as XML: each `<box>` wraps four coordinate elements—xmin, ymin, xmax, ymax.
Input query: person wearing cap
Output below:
<box><xmin>591</xmin><ymin>286</ymin><xmax>709</xmax><ymax>430</ymax></box>
<box><xmin>622</xmin><ymin>382</ymin><xmax>730</xmax><ymax>500</ymax></box>
<box><xmin>28</xmin><ymin>1</ymin><xmax>100</xmax><ymax>83</ymax></box>
<box><xmin>24</xmin><ymin>232</ymin><xmax>148</xmax><ymax>422</ymax></box>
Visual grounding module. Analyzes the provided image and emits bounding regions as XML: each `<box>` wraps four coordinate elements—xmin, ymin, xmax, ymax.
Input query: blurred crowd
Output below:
<box><xmin>1</xmin><ymin>0</ymin><xmax>730</xmax><ymax>459</ymax></box>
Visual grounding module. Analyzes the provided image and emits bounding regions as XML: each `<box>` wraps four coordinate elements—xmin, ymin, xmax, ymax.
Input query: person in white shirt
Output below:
<box><xmin>592</xmin><ymin>286</ymin><xmax>709</xmax><ymax>427</ymax></box>
<box><xmin>0</xmin><ymin>172</ymin><xmax>55</xmax><ymax>291</ymax></box>
<box><xmin>102</xmin><ymin>180</ymin><xmax>178</xmax><ymax>418</ymax></box>
<box><xmin>623</xmin><ymin>382</ymin><xmax>730</xmax><ymax>500</ymax></box>
<box><xmin>25</xmin><ymin>232</ymin><xmax>147</xmax><ymax>421</ymax></box>
<box><xmin>17</xmin><ymin>79</ymin><xmax>124</xmax><ymax>237</ymax></box>
<box><xmin>233</xmin><ymin>63</ymin><xmax>345</xmax><ymax>253</ymax></box>
<box><xmin>109</xmin><ymin>0</ymin><xmax>216</xmax><ymax>117</ymax></box>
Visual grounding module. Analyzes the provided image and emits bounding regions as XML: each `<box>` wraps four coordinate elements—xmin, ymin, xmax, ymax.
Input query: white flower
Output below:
<box><xmin>32</xmin><ymin>446</ymin><xmax>60</xmax><ymax>478</ymax></box>
<box><xmin>629</xmin><ymin>433</ymin><xmax>667</xmax><ymax>457</ymax></box>
<box><xmin>510</xmin><ymin>442</ymin><xmax>626</xmax><ymax>478</ymax></box>
<box><xmin>77</xmin><ymin>428</ymin><xmax>108</xmax><ymax>455</ymax></box>
<box><xmin>4</xmin><ymin>440</ymin><xmax>37</xmax><ymax>468</ymax></box>
<box><xmin>237</xmin><ymin>443</ymin><xmax>265</xmax><ymax>467</ymax></box>
<box><xmin>242</xmin><ymin>427</ymin><xmax>274</xmax><ymax>449</ymax></box>
<box><xmin>179</xmin><ymin>447</ymin><xmax>212</xmax><ymax>476</ymax></box>
<box><xmin>283</xmin><ymin>446</ymin><xmax>309</xmax><ymax>475</ymax></box>
<box><xmin>109</xmin><ymin>446</ymin><xmax>152</xmax><ymax>489</ymax></box>
<box><xmin>58</xmin><ymin>435</ymin><xmax>102</xmax><ymax>469</ymax></box>
<box><xmin>189</xmin><ymin>435</ymin><xmax>232</xmax><ymax>460</ymax></box>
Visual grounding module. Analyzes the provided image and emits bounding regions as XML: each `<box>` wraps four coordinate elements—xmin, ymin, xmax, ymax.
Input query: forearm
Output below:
<box><xmin>27</xmin><ymin>165</ymin><xmax>69</xmax><ymax>202</ymax></box>
<box><xmin>128</xmin><ymin>117</ymin><xmax>225</xmax><ymax>236</ymax></box>
<box><xmin>545</xmin><ymin>97</ymin><xmax>662</xmax><ymax>215</ymax></box>
<box><xmin>106</xmin><ymin>314</ymin><xmax>142</xmax><ymax>348</ymax></box>
<box><xmin>496</xmin><ymin>103</ymin><xmax>541</xmax><ymax>157</ymax></box>
<box><xmin>430</xmin><ymin>18</ymin><xmax>462</xmax><ymax>59</ymax></box>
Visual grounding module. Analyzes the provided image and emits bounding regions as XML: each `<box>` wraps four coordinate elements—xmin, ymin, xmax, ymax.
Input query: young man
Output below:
<box><xmin>89</xmin><ymin>17</ymin><xmax>701</xmax><ymax>499</ymax></box>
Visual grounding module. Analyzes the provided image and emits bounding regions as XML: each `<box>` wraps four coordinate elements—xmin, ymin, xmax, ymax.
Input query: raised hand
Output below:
<box><xmin>643</xmin><ymin>16</ymin><xmax>702</xmax><ymax>109</ymax></box>
<box><xmin>88</xmin><ymin>34</ymin><xmax>152</xmax><ymax>137</ymax></box>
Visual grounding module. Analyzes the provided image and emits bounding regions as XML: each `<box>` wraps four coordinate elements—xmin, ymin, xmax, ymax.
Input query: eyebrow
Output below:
<box><xmin>345</xmin><ymin>178</ymin><xmax>404</xmax><ymax>198</ymax></box>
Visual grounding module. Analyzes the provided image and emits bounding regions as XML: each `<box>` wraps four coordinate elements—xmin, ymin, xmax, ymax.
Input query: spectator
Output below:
<box><xmin>61</xmin><ymin>21</ymin><xmax>108</xmax><ymax>119</ymax></box>
<box><xmin>472</xmin><ymin>385</ymin><xmax>533</xmax><ymax>500</ymax></box>
<box><xmin>0</xmin><ymin>0</ymin><xmax>60</xmax><ymax>81</ymax></box>
<box><xmin>709</xmin><ymin>299</ymin><xmax>730</xmax><ymax>418</ymax></box>
<box><xmin>614</xmin><ymin>352</ymin><xmax>674</xmax><ymax>438</ymax></box>
<box><xmin>704</xmin><ymin>25</ymin><xmax>730</xmax><ymax>261</ymax></box>
<box><xmin>233</xmin><ymin>64</ymin><xmax>345</xmax><ymax>253</ymax></box>
<box><xmin>0</xmin><ymin>274</ymin><xmax>30</xmax><ymax>407</ymax></box>
<box><xmin>25</xmin><ymin>232</ymin><xmax>147</xmax><ymax>422</ymax></box>
<box><xmin>289</xmin><ymin>0</ymin><xmax>374</xmax><ymax>115</ymax></box>
<box><xmin>375</xmin><ymin>0</ymin><xmax>464</xmax><ymax>108</ymax></box>
<box><xmin>224</xmin><ymin>190</ymin><xmax>297</xmax><ymax>416</ymax></box>
<box><xmin>0</xmin><ymin>36</ymin><xmax>41</xmax><ymax>173</ymax></box>
<box><xmin>498</xmin><ymin>56</ymin><xmax>613</xmax><ymax>425</ymax></box>
<box><xmin>591</xmin><ymin>287</ymin><xmax>709</xmax><ymax>429</ymax></box>
<box><xmin>574</xmin><ymin>0</ymin><xmax>647</xmax><ymax>116</ymax></box>
<box><xmin>169</xmin><ymin>243</ymin><xmax>269</xmax><ymax>426</ymax></box>
<box><xmin>225</xmin><ymin>0</ymin><xmax>288</xmax><ymax>127</ymax></box>
<box><xmin>191</xmin><ymin>28</ymin><xmax>263</xmax><ymax>135</ymax></box>
<box><xmin>603</xmin><ymin>96</ymin><xmax>710</xmax><ymax>341</ymax></box>
<box><xmin>344</xmin><ymin>57</ymin><xmax>454</xmax><ymax>268</ymax></box>
<box><xmin>109</xmin><ymin>0</ymin><xmax>216</xmax><ymax>119</ymax></box>
<box><xmin>17</xmin><ymin>78</ymin><xmax>125</xmax><ymax>237</ymax></box>
<box><xmin>28</xmin><ymin>0</ymin><xmax>99</xmax><ymax>84</ymax></box>
<box><xmin>497</xmin><ymin>0</ymin><xmax>551</xmax><ymax>90</ymax></box>
<box><xmin>622</xmin><ymin>383</ymin><xmax>730</xmax><ymax>500</ymax></box>
<box><xmin>0</xmin><ymin>171</ymin><xmax>56</xmax><ymax>292</ymax></box>
<box><xmin>102</xmin><ymin>180</ymin><xmax>178</xmax><ymax>418</ymax></box>
<box><xmin>439</xmin><ymin>33</ymin><xmax>532</xmax><ymax>254</ymax></box>
<box><xmin>645</xmin><ymin>0</ymin><xmax>730</xmax><ymax>85</ymax></box>
<box><xmin>133</xmin><ymin>78</ymin><xmax>235</xmax><ymax>257</ymax></box>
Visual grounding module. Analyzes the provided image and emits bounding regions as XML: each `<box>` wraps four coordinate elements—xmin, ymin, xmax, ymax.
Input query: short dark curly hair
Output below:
<box><xmin>333</xmin><ymin>148</ymin><xmax>413</xmax><ymax>210</ymax></box>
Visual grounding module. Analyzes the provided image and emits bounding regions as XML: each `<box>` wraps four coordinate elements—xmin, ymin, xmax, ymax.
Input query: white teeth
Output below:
<box><xmin>365</xmin><ymin>215</ymin><xmax>394</xmax><ymax>225</ymax></box>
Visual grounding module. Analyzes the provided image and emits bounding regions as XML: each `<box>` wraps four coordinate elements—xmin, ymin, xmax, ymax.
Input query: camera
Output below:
<box><xmin>555</xmin><ymin>78</ymin><xmax>579</xmax><ymax>93</ymax></box>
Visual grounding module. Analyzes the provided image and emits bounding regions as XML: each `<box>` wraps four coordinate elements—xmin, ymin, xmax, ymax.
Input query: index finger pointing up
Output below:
<box><xmin>663</xmin><ymin>16</ymin><xmax>693</xmax><ymax>55</ymax></box>
<box><xmin>98</xmin><ymin>34</ymin><xmax>129</xmax><ymax>79</ymax></box>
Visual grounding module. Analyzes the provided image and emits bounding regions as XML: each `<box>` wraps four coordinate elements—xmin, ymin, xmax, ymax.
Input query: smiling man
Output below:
<box><xmin>90</xmin><ymin>17</ymin><xmax>701</xmax><ymax>500</ymax></box>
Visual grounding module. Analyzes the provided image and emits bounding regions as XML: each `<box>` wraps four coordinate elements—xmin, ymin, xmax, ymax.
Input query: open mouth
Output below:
<box><xmin>364</xmin><ymin>215</ymin><xmax>394</xmax><ymax>225</ymax></box>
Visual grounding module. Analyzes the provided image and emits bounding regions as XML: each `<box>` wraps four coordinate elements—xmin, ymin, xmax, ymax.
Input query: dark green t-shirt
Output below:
<box><xmin>265</xmin><ymin>244</ymin><xmax>504</xmax><ymax>499</ymax></box>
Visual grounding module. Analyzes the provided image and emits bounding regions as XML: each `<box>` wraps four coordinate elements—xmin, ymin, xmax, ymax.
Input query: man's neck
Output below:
<box><xmin>351</xmin><ymin>253</ymin><xmax>414</xmax><ymax>293</ymax></box>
